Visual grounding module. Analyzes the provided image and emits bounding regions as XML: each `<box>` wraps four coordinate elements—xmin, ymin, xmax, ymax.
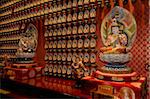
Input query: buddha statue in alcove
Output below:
<box><xmin>99</xmin><ymin>6</ymin><xmax>137</xmax><ymax>75</ymax></box>
<box><xmin>16</xmin><ymin>24</ymin><xmax>38</xmax><ymax>63</ymax></box>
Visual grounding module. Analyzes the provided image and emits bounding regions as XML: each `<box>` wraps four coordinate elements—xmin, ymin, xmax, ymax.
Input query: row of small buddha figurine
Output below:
<box><xmin>0</xmin><ymin>24</ymin><xmax>20</xmax><ymax>33</ymax></box>
<box><xmin>45</xmin><ymin>52</ymin><xmax>97</xmax><ymax>63</ymax></box>
<box><xmin>44</xmin><ymin>63</ymin><xmax>96</xmax><ymax>79</ymax></box>
<box><xmin>44</xmin><ymin>6</ymin><xmax>96</xmax><ymax>25</ymax></box>
<box><xmin>0</xmin><ymin>0</ymin><xmax>99</xmax><ymax>25</ymax></box>
<box><xmin>0</xmin><ymin>30</ymin><xmax>23</xmax><ymax>37</ymax></box>
<box><xmin>45</xmin><ymin>37</ymin><xmax>96</xmax><ymax>49</ymax></box>
<box><xmin>1</xmin><ymin>0</ymin><xmax>100</xmax><ymax>16</ymax></box>
<box><xmin>45</xmin><ymin>20</ymin><xmax>96</xmax><ymax>36</ymax></box>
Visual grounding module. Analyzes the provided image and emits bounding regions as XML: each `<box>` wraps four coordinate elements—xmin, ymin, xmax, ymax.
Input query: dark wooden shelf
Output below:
<box><xmin>1</xmin><ymin>76</ymin><xmax>91</xmax><ymax>98</ymax></box>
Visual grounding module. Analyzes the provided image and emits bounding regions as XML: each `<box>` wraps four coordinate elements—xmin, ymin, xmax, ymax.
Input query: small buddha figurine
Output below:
<box><xmin>3</xmin><ymin>54</ymin><xmax>9</xmax><ymax>67</ymax></box>
<box><xmin>71</xmin><ymin>56</ymin><xmax>87</xmax><ymax>88</ymax></box>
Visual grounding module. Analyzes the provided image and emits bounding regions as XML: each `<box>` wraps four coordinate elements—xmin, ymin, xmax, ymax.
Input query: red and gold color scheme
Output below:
<box><xmin>83</xmin><ymin>76</ymin><xmax>147</xmax><ymax>99</ymax></box>
<box><xmin>0</xmin><ymin>0</ymin><xmax>149</xmax><ymax>98</ymax></box>
<box><xmin>4</xmin><ymin>66</ymin><xmax>43</xmax><ymax>80</ymax></box>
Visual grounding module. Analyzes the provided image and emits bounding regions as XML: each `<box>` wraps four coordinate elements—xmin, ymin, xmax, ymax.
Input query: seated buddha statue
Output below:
<box><xmin>18</xmin><ymin>34</ymin><xmax>36</xmax><ymax>54</ymax></box>
<box><xmin>17</xmin><ymin>23</ymin><xmax>38</xmax><ymax>55</ymax></box>
<box><xmin>16</xmin><ymin>24</ymin><xmax>38</xmax><ymax>63</ymax></box>
<box><xmin>100</xmin><ymin>15</ymin><xmax>128</xmax><ymax>54</ymax></box>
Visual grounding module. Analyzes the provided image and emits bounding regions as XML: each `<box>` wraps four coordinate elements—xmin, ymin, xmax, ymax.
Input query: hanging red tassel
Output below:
<box><xmin>118</xmin><ymin>0</ymin><xmax>123</xmax><ymax>7</ymax></box>
<box><xmin>101</xmin><ymin>0</ymin><xmax>105</xmax><ymax>19</ymax></box>
<box><xmin>128</xmin><ymin>0</ymin><xmax>134</xmax><ymax>13</ymax></box>
<box><xmin>110</xmin><ymin>0</ymin><xmax>114</xmax><ymax>9</ymax></box>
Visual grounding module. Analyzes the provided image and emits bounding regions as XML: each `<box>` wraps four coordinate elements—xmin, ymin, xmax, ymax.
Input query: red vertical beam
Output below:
<box><xmin>33</xmin><ymin>18</ymin><xmax>39</xmax><ymax>65</ymax></box>
<box><xmin>110</xmin><ymin>0</ymin><xmax>114</xmax><ymax>9</ymax></box>
<box><xmin>37</xmin><ymin>17</ymin><xmax>46</xmax><ymax>67</ymax></box>
<box><xmin>118</xmin><ymin>0</ymin><xmax>123</xmax><ymax>7</ymax></box>
<box><xmin>33</xmin><ymin>16</ymin><xmax>45</xmax><ymax>67</ymax></box>
<box><xmin>128</xmin><ymin>0</ymin><xmax>134</xmax><ymax>13</ymax></box>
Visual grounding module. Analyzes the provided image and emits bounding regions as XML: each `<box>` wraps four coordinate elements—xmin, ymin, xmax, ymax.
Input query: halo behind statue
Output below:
<box><xmin>16</xmin><ymin>23</ymin><xmax>38</xmax><ymax>63</ymax></box>
<box><xmin>97</xmin><ymin>6</ymin><xmax>138</xmax><ymax>82</ymax></box>
<box><xmin>101</xmin><ymin>6</ymin><xmax>136</xmax><ymax>48</ymax></box>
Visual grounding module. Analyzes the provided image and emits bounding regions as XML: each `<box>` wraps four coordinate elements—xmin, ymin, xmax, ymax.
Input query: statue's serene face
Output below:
<box><xmin>112</xmin><ymin>26</ymin><xmax>119</xmax><ymax>34</ymax></box>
